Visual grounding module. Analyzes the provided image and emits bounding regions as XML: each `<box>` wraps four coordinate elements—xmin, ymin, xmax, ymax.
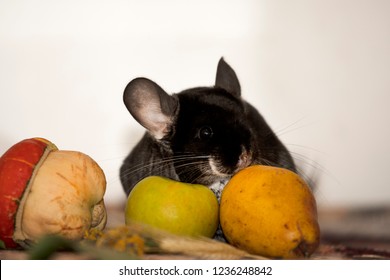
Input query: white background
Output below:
<box><xmin>1</xmin><ymin>0</ymin><xmax>389</xmax><ymax>209</ymax></box>
<box><xmin>2</xmin><ymin>260</ymin><xmax>389</xmax><ymax>280</ymax></box>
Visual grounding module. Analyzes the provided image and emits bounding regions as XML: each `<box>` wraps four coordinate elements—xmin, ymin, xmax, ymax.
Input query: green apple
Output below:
<box><xmin>125</xmin><ymin>176</ymin><xmax>219</xmax><ymax>238</ymax></box>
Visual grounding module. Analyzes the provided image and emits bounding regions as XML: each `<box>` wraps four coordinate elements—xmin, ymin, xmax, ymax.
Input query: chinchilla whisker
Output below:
<box><xmin>288</xmin><ymin>150</ymin><xmax>333</xmax><ymax>176</ymax></box>
<box><xmin>293</xmin><ymin>165</ymin><xmax>326</xmax><ymax>192</ymax></box>
<box><xmin>193</xmin><ymin>162</ymin><xmax>230</xmax><ymax>185</ymax></box>
<box><xmin>256</xmin><ymin>149</ymin><xmax>328</xmax><ymax>192</ymax></box>
<box><xmin>125</xmin><ymin>155</ymin><xmax>207</xmax><ymax>172</ymax></box>
<box><xmin>120</xmin><ymin>155</ymin><xmax>210</xmax><ymax>180</ymax></box>
<box><xmin>286</xmin><ymin>143</ymin><xmax>325</xmax><ymax>154</ymax></box>
<box><xmin>257</xmin><ymin>147</ymin><xmax>323</xmax><ymax>171</ymax></box>
<box><xmin>289</xmin><ymin>153</ymin><xmax>325</xmax><ymax>171</ymax></box>
<box><xmin>254</xmin><ymin>147</ymin><xmax>326</xmax><ymax>178</ymax></box>
<box><xmin>189</xmin><ymin>173</ymin><xmax>208</xmax><ymax>184</ymax></box>
<box><xmin>162</xmin><ymin>155</ymin><xmax>210</xmax><ymax>171</ymax></box>
<box><xmin>197</xmin><ymin>165</ymin><xmax>218</xmax><ymax>181</ymax></box>
<box><xmin>272</xmin><ymin>116</ymin><xmax>318</xmax><ymax>138</ymax></box>
<box><xmin>273</xmin><ymin>116</ymin><xmax>307</xmax><ymax>135</ymax></box>
<box><xmin>119</xmin><ymin>160</ymin><xmax>173</xmax><ymax>180</ymax></box>
<box><xmin>255</xmin><ymin>156</ymin><xmax>278</xmax><ymax>167</ymax></box>
<box><xmin>291</xmin><ymin>153</ymin><xmax>338</xmax><ymax>186</ymax></box>
<box><xmin>254</xmin><ymin>156</ymin><xmax>317</xmax><ymax>190</ymax></box>
<box><xmin>173</xmin><ymin>161</ymin><xmax>210</xmax><ymax>171</ymax></box>
<box><xmin>175</xmin><ymin>161</ymin><xmax>212</xmax><ymax>183</ymax></box>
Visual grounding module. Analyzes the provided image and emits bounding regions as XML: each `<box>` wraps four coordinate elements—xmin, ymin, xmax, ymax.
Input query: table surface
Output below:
<box><xmin>2</xmin><ymin>204</ymin><xmax>390</xmax><ymax>260</ymax></box>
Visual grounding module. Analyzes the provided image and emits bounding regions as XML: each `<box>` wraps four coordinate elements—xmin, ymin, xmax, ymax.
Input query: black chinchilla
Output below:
<box><xmin>120</xmin><ymin>58</ymin><xmax>296</xmax><ymax>197</ymax></box>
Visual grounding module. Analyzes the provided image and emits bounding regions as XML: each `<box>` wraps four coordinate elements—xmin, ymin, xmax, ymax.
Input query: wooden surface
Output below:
<box><xmin>2</xmin><ymin>205</ymin><xmax>390</xmax><ymax>260</ymax></box>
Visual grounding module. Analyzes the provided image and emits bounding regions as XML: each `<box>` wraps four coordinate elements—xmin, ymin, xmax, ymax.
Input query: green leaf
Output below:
<box><xmin>28</xmin><ymin>235</ymin><xmax>78</xmax><ymax>260</ymax></box>
<box><xmin>28</xmin><ymin>234</ymin><xmax>138</xmax><ymax>260</ymax></box>
<box><xmin>0</xmin><ymin>239</ymin><xmax>6</xmax><ymax>249</ymax></box>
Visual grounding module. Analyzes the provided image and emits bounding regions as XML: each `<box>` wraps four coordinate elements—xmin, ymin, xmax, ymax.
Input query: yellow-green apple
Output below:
<box><xmin>125</xmin><ymin>176</ymin><xmax>219</xmax><ymax>238</ymax></box>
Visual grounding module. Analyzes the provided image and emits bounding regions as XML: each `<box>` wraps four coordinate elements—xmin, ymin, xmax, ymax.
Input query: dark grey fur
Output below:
<box><xmin>120</xmin><ymin>58</ymin><xmax>296</xmax><ymax>196</ymax></box>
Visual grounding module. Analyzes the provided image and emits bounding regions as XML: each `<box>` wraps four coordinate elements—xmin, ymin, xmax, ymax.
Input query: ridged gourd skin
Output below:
<box><xmin>0</xmin><ymin>138</ymin><xmax>107</xmax><ymax>249</ymax></box>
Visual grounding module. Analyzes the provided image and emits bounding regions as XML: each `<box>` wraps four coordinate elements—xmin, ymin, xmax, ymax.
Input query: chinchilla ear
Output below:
<box><xmin>123</xmin><ymin>78</ymin><xmax>179</xmax><ymax>139</ymax></box>
<box><xmin>215</xmin><ymin>57</ymin><xmax>241</xmax><ymax>97</ymax></box>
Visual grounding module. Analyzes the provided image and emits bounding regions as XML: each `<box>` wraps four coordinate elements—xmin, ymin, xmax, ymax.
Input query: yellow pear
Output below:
<box><xmin>220</xmin><ymin>165</ymin><xmax>320</xmax><ymax>259</ymax></box>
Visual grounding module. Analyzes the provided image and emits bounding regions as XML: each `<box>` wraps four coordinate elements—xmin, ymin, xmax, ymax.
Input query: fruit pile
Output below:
<box><xmin>124</xmin><ymin>165</ymin><xmax>320</xmax><ymax>259</ymax></box>
<box><xmin>0</xmin><ymin>137</ymin><xmax>320</xmax><ymax>259</ymax></box>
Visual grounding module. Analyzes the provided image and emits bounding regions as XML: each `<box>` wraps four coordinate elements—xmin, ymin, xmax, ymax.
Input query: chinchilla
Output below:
<box><xmin>120</xmin><ymin>58</ymin><xmax>296</xmax><ymax>199</ymax></box>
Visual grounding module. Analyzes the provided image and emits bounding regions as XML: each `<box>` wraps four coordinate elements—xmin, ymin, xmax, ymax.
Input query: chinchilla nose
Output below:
<box><xmin>237</xmin><ymin>148</ymin><xmax>252</xmax><ymax>171</ymax></box>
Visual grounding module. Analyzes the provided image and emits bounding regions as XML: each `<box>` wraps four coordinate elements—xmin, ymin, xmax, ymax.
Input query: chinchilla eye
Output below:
<box><xmin>198</xmin><ymin>126</ymin><xmax>213</xmax><ymax>140</ymax></box>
